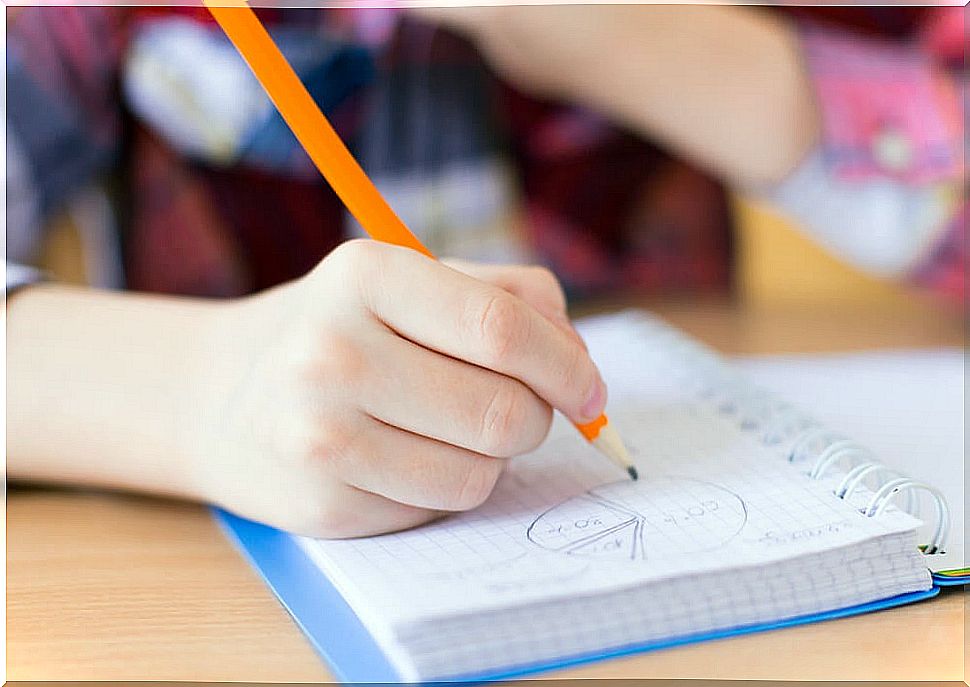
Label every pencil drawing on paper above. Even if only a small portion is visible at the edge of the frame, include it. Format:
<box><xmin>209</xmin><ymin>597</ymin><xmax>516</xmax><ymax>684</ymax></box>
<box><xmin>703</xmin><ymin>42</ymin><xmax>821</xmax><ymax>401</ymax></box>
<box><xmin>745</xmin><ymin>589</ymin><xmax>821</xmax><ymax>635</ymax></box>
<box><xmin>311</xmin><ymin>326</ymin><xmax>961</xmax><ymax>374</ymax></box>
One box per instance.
<box><xmin>527</xmin><ymin>476</ymin><xmax>747</xmax><ymax>561</ymax></box>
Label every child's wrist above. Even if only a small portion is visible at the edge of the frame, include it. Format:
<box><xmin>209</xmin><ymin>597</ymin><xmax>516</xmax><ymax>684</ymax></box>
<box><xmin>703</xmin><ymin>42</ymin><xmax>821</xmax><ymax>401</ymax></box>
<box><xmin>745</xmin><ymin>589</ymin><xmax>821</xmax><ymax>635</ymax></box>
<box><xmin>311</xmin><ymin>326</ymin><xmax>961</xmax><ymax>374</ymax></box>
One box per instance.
<box><xmin>178</xmin><ymin>296</ymin><xmax>250</xmax><ymax>504</ymax></box>
<box><xmin>181</xmin><ymin>288</ymin><xmax>294</xmax><ymax>507</ymax></box>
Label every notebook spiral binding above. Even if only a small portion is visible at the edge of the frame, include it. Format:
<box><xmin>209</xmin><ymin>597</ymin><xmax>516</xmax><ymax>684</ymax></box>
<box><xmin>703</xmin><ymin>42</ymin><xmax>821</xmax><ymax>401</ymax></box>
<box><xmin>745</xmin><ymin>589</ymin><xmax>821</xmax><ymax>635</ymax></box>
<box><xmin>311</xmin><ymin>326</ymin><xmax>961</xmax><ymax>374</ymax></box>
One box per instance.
<box><xmin>636</xmin><ymin>314</ymin><xmax>950</xmax><ymax>557</ymax></box>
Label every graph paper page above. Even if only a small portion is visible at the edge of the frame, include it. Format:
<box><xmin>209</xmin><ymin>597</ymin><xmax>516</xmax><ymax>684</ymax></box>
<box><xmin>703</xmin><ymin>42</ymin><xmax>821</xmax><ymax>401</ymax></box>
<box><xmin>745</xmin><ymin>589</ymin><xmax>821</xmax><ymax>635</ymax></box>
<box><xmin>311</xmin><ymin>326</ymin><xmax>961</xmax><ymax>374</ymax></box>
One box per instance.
<box><xmin>298</xmin><ymin>313</ymin><xmax>924</xmax><ymax>628</ymax></box>
<box><xmin>738</xmin><ymin>348</ymin><xmax>964</xmax><ymax>570</ymax></box>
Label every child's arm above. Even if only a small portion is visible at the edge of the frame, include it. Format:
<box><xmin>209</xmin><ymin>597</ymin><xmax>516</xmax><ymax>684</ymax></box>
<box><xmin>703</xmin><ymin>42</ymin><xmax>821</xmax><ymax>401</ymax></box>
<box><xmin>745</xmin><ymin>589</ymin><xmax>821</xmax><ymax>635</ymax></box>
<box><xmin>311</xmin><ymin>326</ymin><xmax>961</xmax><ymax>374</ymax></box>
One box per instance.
<box><xmin>417</xmin><ymin>5</ymin><xmax>818</xmax><ymax>187</ymax></box>
<box><xmin>7</xmin><ymin>280</ymin><xmax>224</xmax><ymax>501</ymax></box>
<box><xmin>7</xmin><ymin>240</ymin><xmax>605</xmax><ymax>538</ymax></box>
<box><xmin>422</xmin><ymin>7</ymin><xmax>965</xmax><ymax>303</ymax></box>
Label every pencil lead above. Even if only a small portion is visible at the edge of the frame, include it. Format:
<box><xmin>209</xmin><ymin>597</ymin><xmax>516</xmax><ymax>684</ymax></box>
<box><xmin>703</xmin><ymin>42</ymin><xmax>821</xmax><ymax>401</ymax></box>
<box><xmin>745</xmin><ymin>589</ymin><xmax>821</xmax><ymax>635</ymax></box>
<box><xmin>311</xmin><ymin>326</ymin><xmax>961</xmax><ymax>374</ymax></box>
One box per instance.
<box><xmin>627</xmin><ymin>466</ymin><xmax>639</xmax><ymax>481</ymax></box>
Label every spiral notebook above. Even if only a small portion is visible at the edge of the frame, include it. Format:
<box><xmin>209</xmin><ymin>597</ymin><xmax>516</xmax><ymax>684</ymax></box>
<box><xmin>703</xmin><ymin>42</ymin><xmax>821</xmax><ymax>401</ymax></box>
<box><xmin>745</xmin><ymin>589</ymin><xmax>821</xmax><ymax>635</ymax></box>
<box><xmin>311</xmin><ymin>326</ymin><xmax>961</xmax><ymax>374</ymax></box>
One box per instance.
<box><xmin>739</xmin><ymin>347</ymin><xmax>964</xmax><ymax>575</ymax></box>
<box><xmin>217</xmin><ymin>311</ymin><xmax>955</xmax><ymax>683</ymax></box>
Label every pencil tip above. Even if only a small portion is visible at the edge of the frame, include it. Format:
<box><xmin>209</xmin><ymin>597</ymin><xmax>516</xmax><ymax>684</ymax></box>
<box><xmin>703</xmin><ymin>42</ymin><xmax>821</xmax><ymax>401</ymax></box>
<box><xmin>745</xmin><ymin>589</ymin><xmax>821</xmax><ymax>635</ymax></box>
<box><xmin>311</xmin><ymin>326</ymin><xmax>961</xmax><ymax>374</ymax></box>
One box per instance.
<box><xmin>589</xmin><ymin>423</ymin><xmax>637</xmax><ymax>480</ymax></box>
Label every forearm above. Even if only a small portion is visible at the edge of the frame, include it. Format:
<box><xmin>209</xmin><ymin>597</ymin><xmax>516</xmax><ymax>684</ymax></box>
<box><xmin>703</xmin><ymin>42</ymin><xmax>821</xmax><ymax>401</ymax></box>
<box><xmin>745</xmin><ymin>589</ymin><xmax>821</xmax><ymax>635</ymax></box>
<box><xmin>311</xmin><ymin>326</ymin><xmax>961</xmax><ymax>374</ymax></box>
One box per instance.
<box><xmin>431</xmin><ymin>6</ymin><xmax>818</xmax><ymax>186</ymax></box>
<box><xmin>6</xmin><ymin>284</ymin><xmax>228</xmax><ymax>499</ymax></box>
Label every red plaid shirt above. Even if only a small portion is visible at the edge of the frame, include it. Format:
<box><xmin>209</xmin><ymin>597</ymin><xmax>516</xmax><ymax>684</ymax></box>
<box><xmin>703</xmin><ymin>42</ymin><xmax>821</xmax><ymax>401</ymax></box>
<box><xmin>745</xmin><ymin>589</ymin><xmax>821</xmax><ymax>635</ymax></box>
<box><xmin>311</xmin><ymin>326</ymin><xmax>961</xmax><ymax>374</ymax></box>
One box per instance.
<box><xmin>6</xmin><ymin>7</ymin><xmax>964</xmax><ymax>302</ymax></box>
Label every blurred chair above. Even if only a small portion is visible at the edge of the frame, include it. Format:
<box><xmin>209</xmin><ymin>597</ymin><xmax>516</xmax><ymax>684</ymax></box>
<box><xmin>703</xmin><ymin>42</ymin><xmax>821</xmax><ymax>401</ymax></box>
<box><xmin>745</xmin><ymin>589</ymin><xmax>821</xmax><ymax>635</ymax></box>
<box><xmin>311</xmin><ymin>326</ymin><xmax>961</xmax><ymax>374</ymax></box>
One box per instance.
<box><xmin>733</xmin><ymin>195</ymin><xmax>920</xmax><ymax>308</ymax></box>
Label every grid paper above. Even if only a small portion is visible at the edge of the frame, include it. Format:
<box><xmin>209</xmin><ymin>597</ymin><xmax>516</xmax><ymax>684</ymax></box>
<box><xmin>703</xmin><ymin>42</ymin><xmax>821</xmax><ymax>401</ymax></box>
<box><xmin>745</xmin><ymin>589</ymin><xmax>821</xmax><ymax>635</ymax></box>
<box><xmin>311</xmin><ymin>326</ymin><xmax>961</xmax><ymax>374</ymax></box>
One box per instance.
<box><xmin>297</xmin><ymin>312</ymin><xmax>930</xmax><ymax>680</ymax></box>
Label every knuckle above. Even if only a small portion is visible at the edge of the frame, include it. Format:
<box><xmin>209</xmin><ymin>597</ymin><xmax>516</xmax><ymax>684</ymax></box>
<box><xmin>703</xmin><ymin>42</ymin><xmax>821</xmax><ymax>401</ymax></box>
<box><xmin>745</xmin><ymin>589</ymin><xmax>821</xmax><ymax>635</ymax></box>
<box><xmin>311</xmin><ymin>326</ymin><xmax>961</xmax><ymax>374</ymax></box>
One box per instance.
<box><xmin>329</xmin><ymin>238</ymin><xmax>374</xmax><ymax>269</ymax></box>
<box><xmin>326</xmin><ymin>239</ymin><xmax>382</xmax><ymax>292</ymax></box>
<box><xmin>451</xmin><ymin>460</ymin><xmax>503</xmax><ymax>511</ymax></box>
<box><xmin>310</xmin><ymin>417</ymin><xmax>362</xmax><ymax>471</ymax></box>
<box><xmin>478</xmin><ymin>382</ymin><xmax>526</xmax><ymax>456</ymax></box>
<box><xmin>531</xmin><ymin>265</ymin><xmax>565</xmax><ymax>299</ymax></box>
<box><xmin>527</xmin><ymin>266</ymin><xmax>568</xmax><ymax>316</ymax></box>
<box><xmin>525</xmin><ymin>402</ymin><xmax>554</xmax><ymax>453</ymax></box>
<box><xmin>314</xmin><ymin>331</ymin><xmax>368</xmax><ymax>388</ymax></box>
<box><xmin>475</xmin><ymin>292</ymin><xmax>528</xmax><ymax>366</ymax></box>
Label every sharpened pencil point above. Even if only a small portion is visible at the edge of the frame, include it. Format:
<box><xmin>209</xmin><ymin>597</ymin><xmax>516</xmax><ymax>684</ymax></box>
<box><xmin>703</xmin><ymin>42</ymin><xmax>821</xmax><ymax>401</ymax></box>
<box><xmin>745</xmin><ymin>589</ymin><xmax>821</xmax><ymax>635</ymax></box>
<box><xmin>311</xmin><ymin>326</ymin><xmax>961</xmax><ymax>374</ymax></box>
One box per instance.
<box><xmin>589</xmin><ymin>422</ymin><xmax>636</xmax><ymax>481</ymax></box>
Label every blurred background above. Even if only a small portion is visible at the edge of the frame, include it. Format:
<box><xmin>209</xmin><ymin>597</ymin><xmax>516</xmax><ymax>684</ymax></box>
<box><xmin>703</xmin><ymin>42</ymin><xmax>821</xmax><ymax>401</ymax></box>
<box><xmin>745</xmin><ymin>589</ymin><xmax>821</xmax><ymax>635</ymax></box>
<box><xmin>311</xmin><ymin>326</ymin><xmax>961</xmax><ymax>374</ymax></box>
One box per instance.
<box><xmin>6</xmin><ymin>5</ymin><xmax>966</xmax><ymax>313</ymax></box>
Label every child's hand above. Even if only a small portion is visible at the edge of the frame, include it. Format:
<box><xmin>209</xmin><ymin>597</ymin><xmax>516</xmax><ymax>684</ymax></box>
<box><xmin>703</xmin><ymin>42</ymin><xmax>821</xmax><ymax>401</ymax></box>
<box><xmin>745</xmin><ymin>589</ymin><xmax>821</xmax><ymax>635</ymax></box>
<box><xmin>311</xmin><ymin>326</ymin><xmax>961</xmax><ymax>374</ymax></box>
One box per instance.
<box><xmin>198</xmin><ymin>240</ymin><xmax>606</xmax><ymax>538</ymax></box>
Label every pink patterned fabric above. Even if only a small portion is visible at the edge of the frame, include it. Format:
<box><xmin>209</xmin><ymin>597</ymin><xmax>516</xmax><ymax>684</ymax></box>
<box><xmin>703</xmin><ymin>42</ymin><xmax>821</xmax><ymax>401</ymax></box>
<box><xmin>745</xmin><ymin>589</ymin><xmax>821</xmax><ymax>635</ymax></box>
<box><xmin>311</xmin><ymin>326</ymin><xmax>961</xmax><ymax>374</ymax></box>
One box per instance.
<box><xmin>799</xmin><ymin>10</ymin><xmax>965</xmax><ymax>301</ymax></box>
<box><xmin>801</xmin><ymin>19</ymin><xmax>964</xmax><ymax>185</ymax></box>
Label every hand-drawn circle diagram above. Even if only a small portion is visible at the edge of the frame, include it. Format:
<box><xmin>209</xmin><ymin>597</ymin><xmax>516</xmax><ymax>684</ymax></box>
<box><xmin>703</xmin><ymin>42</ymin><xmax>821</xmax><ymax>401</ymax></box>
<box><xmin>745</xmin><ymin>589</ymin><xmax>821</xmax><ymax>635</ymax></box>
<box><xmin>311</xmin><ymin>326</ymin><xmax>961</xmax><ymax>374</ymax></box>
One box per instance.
<box><xmin>527</xmin><ymin>476</ymin><xmax>747</xmax><ymax>561</ymax></box>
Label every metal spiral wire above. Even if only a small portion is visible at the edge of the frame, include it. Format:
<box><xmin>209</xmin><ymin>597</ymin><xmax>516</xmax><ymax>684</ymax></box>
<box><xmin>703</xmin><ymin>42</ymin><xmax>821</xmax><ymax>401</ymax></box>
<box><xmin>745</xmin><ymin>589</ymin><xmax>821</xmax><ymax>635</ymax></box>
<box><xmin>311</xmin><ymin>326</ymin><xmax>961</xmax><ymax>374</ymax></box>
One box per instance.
<box><xmin>649</xmin><ymin>314</ymin><xmax>950</xmax><ymax>557</ymax></box>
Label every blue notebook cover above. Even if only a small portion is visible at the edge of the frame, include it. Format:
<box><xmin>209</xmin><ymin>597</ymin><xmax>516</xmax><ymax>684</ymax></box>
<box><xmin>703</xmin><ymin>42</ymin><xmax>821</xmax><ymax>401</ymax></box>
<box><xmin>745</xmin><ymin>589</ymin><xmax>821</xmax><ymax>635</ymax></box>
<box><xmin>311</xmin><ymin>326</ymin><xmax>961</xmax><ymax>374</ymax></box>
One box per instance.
<box><xmin>932</xmin><ymin>573</ymin><xmax>968</xmax><ymax>587</ymax></box>
<box><xmin>214</xmin><ymin>508</ymin><xmax>946</xmax><ymax>683</ymax></box>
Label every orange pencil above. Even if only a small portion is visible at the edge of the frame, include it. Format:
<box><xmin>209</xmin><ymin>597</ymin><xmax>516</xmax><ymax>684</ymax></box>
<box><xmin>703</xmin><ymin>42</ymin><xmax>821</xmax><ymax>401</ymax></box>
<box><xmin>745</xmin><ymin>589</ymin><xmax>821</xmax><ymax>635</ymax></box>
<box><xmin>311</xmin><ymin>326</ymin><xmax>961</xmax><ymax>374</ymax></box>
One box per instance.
<box><xmin>205</xmin><ymin>1</ymin><xmax>637</xmax><ymax>480</ymax></box>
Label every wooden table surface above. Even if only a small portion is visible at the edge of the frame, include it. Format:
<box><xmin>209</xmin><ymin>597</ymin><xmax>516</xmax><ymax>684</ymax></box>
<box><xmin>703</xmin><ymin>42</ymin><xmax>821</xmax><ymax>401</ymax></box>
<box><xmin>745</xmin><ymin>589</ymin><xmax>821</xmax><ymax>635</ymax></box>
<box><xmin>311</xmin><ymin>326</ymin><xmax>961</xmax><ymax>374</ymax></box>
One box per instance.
<box><xmin>8</xmin><ymin>297</ymin><xmax>966</xmax><ymax>682</ymax></box>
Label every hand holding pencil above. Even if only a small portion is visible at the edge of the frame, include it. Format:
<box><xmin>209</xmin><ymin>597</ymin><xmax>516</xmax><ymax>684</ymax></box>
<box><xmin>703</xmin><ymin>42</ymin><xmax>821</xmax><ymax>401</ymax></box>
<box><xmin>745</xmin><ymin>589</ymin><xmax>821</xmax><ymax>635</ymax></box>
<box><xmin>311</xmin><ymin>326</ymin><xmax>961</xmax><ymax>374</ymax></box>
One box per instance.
<box><xmin>197</xmin><ymin>1</ymin><xmax>637</xmax><ymax>536</ymax></box>
<box><xmin>197</xmin><ymin>241</ymin><xmax>615</xmax><ymax>537</ymax></box>
<box><xmin>7</xmin><ymin>1</ymin><xmax>634</xmax><ymax>543</ymax></box>
<box><xmin>206</xmin><ymin>1</ymin><xmax>635</xmax><ymax>480</ymax></box>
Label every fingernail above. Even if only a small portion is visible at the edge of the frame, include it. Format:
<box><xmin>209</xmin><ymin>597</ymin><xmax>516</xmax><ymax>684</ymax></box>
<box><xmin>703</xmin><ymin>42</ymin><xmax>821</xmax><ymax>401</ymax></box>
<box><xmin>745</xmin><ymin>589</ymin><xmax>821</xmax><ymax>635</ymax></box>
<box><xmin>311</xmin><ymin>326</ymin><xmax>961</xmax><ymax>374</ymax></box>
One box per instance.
<box><xmin>580</xmin><ymin>376</ymin><xmax>607</xmax><ymax>422</ymax></box>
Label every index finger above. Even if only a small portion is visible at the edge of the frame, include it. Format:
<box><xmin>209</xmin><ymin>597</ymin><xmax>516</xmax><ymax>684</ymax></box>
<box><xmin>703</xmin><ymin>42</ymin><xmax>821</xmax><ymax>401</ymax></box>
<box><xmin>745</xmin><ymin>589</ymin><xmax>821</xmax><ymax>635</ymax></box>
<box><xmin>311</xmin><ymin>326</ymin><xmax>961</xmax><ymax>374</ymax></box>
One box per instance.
<box><xmin>358</xmin><ymin>243</ymin><xmax>606</xmax><ymax>425</ymax></box>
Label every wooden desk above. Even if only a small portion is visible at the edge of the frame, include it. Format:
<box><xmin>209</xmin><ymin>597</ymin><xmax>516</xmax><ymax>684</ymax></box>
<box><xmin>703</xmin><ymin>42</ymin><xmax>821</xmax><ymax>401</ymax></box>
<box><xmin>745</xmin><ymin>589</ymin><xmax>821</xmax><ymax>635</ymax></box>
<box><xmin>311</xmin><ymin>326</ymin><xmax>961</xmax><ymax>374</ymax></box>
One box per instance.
<box><xmin>8</xmin><ymin>300</ymin><xmax>966</xmax><ymax>682</ymax></box>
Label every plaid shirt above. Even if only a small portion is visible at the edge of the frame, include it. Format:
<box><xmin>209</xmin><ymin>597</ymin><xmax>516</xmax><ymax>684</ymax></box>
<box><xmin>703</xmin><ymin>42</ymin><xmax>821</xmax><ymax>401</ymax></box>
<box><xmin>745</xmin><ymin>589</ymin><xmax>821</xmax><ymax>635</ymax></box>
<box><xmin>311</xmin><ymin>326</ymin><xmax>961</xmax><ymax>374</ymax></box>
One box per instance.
<box><xmin>6</xmin><ymin>7</ymin><xmax>964</xmax><ymax>301</ymax></box>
